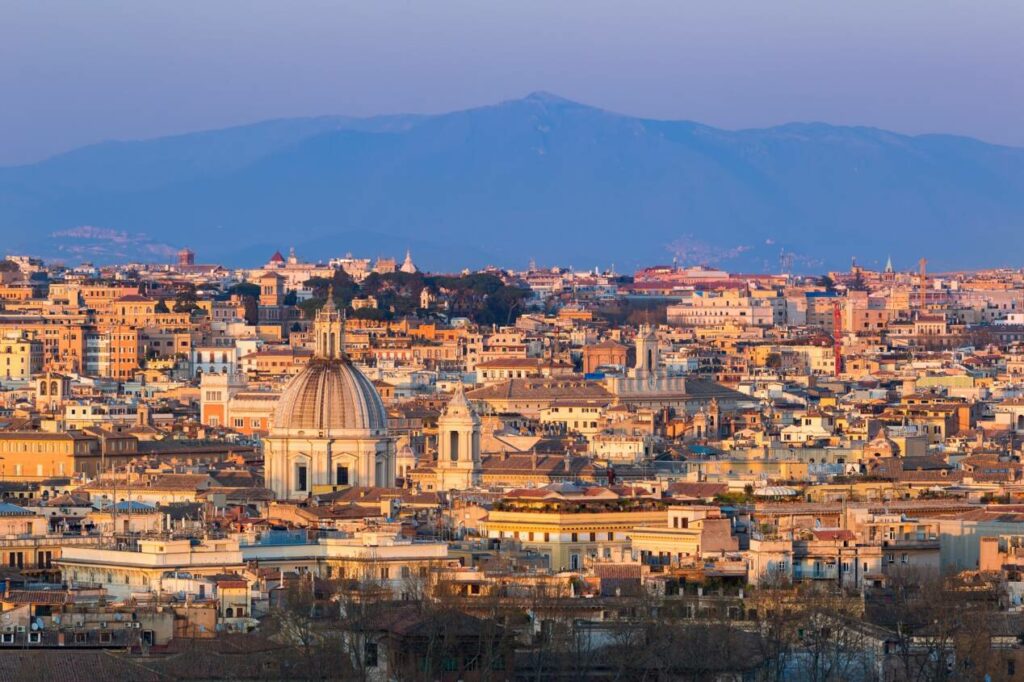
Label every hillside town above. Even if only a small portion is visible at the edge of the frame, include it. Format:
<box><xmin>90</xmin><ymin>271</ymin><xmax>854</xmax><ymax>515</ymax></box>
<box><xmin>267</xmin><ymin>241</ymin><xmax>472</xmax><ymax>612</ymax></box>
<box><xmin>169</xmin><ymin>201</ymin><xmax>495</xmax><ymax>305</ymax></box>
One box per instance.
<box><xmin>3</xmin><ymin>248</ymin><xmax>1024</xmax><ymax>679</ymax></box>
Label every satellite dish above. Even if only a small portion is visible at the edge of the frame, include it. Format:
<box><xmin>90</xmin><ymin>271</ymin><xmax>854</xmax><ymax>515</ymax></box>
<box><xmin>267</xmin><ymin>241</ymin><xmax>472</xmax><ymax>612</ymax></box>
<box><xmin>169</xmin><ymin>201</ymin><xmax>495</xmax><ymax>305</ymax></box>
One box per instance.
<box><xmin>30</xmin><ymin>622</ymin><xmax>39</xmax><ymax>631</ymax></box>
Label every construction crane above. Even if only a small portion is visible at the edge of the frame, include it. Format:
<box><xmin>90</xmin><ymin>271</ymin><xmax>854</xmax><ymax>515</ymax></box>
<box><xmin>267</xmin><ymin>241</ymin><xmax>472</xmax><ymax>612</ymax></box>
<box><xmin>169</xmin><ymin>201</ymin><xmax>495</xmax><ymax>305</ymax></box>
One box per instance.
<box><xmin>918</xmin><ymin>257</ymin><xmax>928</xmax><ymax>311</ymax></box>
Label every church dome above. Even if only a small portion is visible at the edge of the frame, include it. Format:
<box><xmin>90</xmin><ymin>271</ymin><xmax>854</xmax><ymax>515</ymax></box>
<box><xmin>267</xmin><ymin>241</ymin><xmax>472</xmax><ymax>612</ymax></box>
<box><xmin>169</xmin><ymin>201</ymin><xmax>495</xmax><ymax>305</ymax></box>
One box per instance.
<box><xmin>272</xmin><ymin>358</ymin><xmax>387</xmax><ymax>434</ymax></box>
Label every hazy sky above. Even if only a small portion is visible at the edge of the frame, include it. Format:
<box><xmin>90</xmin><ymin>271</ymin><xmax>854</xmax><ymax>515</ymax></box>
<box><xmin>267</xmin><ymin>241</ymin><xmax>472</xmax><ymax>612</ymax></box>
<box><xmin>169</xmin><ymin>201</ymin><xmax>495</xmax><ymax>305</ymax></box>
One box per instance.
<box><xmin>2</xmin><ymin>0</ymin><xmax>1022</xmax><ymax>165</ymax></box>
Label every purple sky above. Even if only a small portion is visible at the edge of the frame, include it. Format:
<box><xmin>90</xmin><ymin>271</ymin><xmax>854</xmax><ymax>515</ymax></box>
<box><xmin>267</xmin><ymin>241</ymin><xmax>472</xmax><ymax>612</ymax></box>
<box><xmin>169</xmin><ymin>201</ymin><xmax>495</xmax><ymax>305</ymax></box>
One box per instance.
<box><xmin>2</xmin><ymin>0</ymin><xmax>1022</xmax><ymax>165</ymax></box>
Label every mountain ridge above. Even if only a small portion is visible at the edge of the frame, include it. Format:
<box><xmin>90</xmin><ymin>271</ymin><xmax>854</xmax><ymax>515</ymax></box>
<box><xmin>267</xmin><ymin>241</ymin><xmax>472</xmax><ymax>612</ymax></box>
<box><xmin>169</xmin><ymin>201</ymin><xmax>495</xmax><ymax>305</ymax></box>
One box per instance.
<box><xmin>2</xmin><ymin>92</ymin><xmax>1023</xmax><ymax>271</ymax></box>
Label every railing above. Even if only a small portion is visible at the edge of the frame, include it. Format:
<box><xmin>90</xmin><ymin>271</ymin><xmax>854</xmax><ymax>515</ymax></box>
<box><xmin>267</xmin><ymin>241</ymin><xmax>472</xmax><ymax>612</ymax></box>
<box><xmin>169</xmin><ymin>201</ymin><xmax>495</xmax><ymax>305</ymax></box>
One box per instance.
<box><xmin>68</xmin><ymin>581</ymin><xmax>105</xmax><ymax>590</ymax></box>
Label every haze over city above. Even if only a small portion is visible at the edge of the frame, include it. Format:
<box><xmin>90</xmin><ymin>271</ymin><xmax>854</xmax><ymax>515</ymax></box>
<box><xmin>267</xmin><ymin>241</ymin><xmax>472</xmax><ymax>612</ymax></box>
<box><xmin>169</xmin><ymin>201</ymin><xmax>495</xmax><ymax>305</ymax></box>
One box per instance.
<box><xmin>2</xmin><ymin>3</ymin><xmax>1024</xmax><ymax>680</ymax></box>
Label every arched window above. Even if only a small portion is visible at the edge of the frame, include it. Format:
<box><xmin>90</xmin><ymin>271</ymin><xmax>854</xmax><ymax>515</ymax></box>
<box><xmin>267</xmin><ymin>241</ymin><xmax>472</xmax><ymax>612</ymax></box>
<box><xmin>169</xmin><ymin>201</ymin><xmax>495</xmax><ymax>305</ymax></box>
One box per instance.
<box><xmin>39</xmin><ymin>382</ymin><xmax>47</xmax><ymax>396</ymax></box>
<box><xmin>226</xmin><ymin>607</ymin><xmax>234</xmax><ymax>618</ymax></box>
<box><xmin>50</xmin><ymin>381</ymin><xmax>58</xmax><ymax>395</ymax></box>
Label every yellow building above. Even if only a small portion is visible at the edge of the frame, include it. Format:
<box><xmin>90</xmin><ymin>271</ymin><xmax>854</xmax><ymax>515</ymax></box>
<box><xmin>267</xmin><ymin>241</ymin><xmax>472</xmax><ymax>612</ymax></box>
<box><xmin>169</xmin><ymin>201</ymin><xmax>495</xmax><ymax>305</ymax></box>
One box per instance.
<box><xmin>686</xmin><ymin>457</ymin><xmax>809</xmax><ymax>482</ymax></box>
<box><xmin>803</xmin><ymin>480</ymin><xmax>918</xmax><ymax>503</ymax></box>
<box><xmin>629</xmin><ymin>506</ymin><xmax>738</xmax><ymax>566</ymax></box>
<box><xmin>0</xmin><ymin>432</ymin><xmax>86</xmax><ymax>480</ymax></box>
<box><xmin>0</xmin><ymin>331</ymin><xmax>43</xmax><ymax>380</ymax></box>
<box><xmin>484</xmin><ymin>489</ymin><xmax>666</xmax><ymax>571</ymax></box>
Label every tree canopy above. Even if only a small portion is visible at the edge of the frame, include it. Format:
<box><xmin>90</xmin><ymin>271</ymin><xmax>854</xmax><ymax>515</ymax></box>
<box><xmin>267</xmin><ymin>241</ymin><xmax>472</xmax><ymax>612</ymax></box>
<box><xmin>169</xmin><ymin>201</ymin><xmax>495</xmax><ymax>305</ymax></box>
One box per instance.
<box><xmin>300</xmin><ymin>270</ymin><xmax>529</xmax><ymax>324</ymax></box>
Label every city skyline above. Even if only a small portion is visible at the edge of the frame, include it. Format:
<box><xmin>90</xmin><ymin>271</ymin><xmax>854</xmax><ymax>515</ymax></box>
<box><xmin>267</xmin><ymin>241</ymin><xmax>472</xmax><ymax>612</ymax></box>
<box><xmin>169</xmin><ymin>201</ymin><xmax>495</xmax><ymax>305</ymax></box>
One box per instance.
<box><xmin>4</xmin><ymin>3</ymin><xmax>1024</xmax><ymax>679</ymax></box>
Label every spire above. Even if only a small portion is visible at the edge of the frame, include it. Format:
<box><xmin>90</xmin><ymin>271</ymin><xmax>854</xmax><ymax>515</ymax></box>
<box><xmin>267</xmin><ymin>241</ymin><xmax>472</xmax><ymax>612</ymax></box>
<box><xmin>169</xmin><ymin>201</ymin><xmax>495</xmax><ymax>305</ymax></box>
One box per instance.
<box><xmin>884</xmin><ymin>255</ymin><xmax>894</xmax><ymax>273</ymax></box>
<box><xmin>322</xmin><ymin>285</ymin><xmax>337</xmax><ymax>313</ymax></box>
<box><xmin>400</xmin><ymin>249</ymin><xmax>417</xmax><ymax>274</ymax></box>
<box><xmin>443</xmin><ymin>381</ymin><xmax>476</xmax><ymax>419</ymax></box>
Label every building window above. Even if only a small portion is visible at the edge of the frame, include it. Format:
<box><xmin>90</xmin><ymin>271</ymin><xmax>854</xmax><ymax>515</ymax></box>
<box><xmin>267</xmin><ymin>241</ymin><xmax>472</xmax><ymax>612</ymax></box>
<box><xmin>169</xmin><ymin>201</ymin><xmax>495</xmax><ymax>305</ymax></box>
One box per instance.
<box><xmin>336</xmin><ymin>465</ymin><xmax>349</xmax><ymax>486</ymax></box>
<box><xmin>296</xmin><ymin>465</ymin><xmax>308</xmax><ymax>492</ymax></box>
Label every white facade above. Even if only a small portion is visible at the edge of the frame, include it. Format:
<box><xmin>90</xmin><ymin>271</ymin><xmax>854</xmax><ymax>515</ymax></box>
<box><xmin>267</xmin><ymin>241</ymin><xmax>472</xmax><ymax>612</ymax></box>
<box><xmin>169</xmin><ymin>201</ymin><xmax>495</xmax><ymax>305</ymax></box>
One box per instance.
<box><xmin>667</xmin><ymin>291</ymin><xmax>777</xmax><ymax>327</ymax></box>
<box><xmin>264</xmin><ymin>299</ymin><xmax>393</xmax><ymax>499</ymax></box>
<box><xmin>59</xmin><ymin>538</ymin><xmax>246</xmax><ymax>599</ymax></box>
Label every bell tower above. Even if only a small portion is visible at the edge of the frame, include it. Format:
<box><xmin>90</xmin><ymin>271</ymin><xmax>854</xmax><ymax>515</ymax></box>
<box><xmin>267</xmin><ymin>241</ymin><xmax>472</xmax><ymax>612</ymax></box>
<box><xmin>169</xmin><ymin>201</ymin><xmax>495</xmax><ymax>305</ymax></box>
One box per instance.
<box><xmin>436</xmin><ymin>384</ymin><xmax>481</xmax><ymax>490</ymax></box>
<box><xmin>35</xmin><ymin>372</ymin><xmax>70</xmax><ymax>414</ymax></box>
<box><xmin>633</xmin><ymin>324</ymin><xmax>659</xmax><ymax>376</ymax></box>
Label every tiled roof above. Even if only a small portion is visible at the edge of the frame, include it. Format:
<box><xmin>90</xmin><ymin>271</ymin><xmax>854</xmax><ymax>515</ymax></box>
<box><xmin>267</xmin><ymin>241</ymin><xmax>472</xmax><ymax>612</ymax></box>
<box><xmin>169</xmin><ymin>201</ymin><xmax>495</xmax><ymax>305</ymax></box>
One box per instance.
<box><xmin>666</xmin><ymin>482</ymin><xmax>728</xmax><ymax>499</ymax></box>
<box><xmin>0</xmin><ymin>651</ymin><xmax>161</xmax><ymax>681</ymax></box>
<box><xmin>146</xmin><ymin>474</ymin><xmax>213</xmax><ymax>490</ymax></box>
<box><xmin>468</xmin><ymin>378</ymin><xmax>612</xmax><ymax>402</ymax></box>
<box><xmin>3</xmin><ymin>590</ymin><xmax>69</xmax><ymax>605</ymax></box>
<box><xmin>594</xmin><ymin>563</ymin><xmax>643</xmax><ymax>579</ymax></box>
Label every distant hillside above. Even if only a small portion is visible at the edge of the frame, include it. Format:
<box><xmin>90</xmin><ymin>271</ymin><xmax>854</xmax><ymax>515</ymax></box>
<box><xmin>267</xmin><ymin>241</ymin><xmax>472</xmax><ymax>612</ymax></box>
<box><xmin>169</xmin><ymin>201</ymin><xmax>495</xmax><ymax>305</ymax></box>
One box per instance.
<box><xmin>2</xmin><ymin>92</ymin><xmax>1024</xmax><ymax>271</ymax></box>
